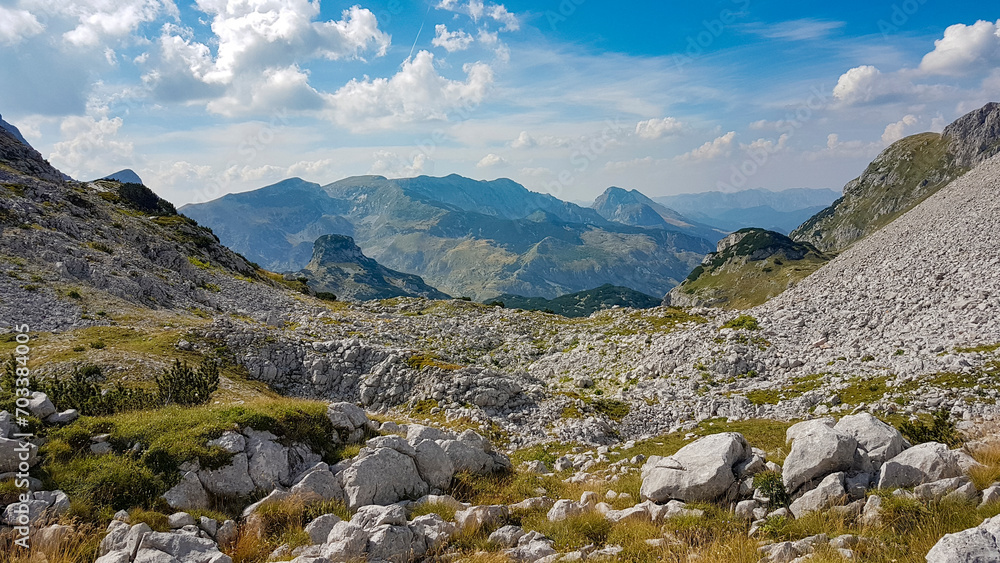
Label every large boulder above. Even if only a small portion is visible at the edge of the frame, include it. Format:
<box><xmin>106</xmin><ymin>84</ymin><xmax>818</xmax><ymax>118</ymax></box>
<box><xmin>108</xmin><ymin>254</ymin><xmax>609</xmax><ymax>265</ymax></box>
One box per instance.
<box><xmin>27</xmin><ymin>392</ymin><xmax>56</xmax><ymax>418</ymax></box>
<box><xmin>413</xmin><ymin>439</ymin><xmax>454</xmax><ymax>490</ymax></box>
<box><xmin>834</xmin><ymin>413</ymin><xmax>907</xmax><ymax>464</ymax></box>
<box><xmin>291</xmin><ymin>466</ymin><xmax>345</xmax><ymax>503</ymax></box>
<box><xmin>926</xmin><ymin>515</ymin><xmax>1000</xmax><ymax>562</ymax></box>
<box><xmin>339</xmin><ymin>448</ymin><xmax>429</xmax><ymax>509</ymax></box>
<box><xmin>137</xmin><ymin>531</ymin><xmax>232</xmax><ymax>563</ymax></box>
<box><xmin>243</xmin><ymin>429</ymin><xmax>290</xmax><ymax>490</ymax></box>
<box><xmin>162</xmin><ymin>471</ymin><xmax>209</xmax><ymax>510</ymax></box>
<box><xmin>878</xmin><ymin>442</ymin><xmax>962</xmax><ymax>489</ymax></box>
<box><xmin>782</xmin><ymin>420</ymin><xmax>857</xmax><ymax>493</ymax></box>
<box><xmin>327</xmin><ymin>402</ymin><xmax>369</xmax><ymax>443</ymax></box>
<box><xmin>0</xmin><ymin>436</ymin><xmax>39</xmax><ymax>473</ymax></box>
<box><xmin>788</xmin><ymin>472</ymin><xmax>847</xmax><ymax>518</ymax></box>
<box><xmin>640</xmin><ymin>432</ymin><xmax>750</xmax><ymax>503</ymax></box>
<box><xmin>198</xmin><ymin>453</ymin><xmax>255</xmax><ymax>497</ymax></box>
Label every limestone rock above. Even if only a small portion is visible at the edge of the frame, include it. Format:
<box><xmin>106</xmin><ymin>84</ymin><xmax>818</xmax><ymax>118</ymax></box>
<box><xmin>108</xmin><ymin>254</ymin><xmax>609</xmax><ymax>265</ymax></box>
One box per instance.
<box><xmin>640</xmin><ymin>432</ymin><xmax>750</xmax><ymax>503</ymax></box>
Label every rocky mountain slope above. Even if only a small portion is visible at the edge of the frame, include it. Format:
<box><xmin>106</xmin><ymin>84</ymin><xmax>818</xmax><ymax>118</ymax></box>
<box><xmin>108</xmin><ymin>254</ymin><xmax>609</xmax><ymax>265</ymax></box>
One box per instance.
<box><xmin>664</xmin><ymin>228</ymin><xmax>829</xmax><ymax>309</ymax></box>
<box><xmin>3</xmin><ymin>110</ymin><xmax>1000</xmax><ymax>562</ymax></box>
<box><xmin>792</xmin><ymin>102</ymin><xmax>1000</xmax><ymax>252</ymax></box>
<box><xmin>590</xmin><ymin>187</ymin><xmax>725</xmax><ymax>242</ymax></box>
<box><xmin>182</xmin><ymin>175</ymin><xmax>713</xmax><ymax>300</ymax></box>
<box><xmin>494</xmin><ymin>283</ymin><xmax>661</xmax><ymax>317</ymax></box>
<box><xmin>655</xmin><ymin>187</ymin><xmax>840</xmax><ymax>234</ymax></box>
<box><xmin>297</xmin><ymin>235</ymin><xmax>450</xmax><ymax>301</ymax></box>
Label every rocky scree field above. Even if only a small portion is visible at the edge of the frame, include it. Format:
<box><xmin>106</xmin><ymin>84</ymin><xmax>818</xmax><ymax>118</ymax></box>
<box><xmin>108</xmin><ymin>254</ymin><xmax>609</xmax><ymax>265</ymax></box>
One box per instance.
<box><xmin>2</xmin><ymin>121</ymin><xmax>1000</xmax><ymax>561</ymax></box>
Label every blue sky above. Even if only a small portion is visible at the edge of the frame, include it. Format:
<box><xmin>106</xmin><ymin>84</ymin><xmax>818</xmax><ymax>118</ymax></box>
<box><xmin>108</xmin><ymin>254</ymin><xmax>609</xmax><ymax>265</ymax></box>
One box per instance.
<box><xmin>0</xmin><ymin>0</ymin><xmax>997</xmax><ymax>205</ymax></box>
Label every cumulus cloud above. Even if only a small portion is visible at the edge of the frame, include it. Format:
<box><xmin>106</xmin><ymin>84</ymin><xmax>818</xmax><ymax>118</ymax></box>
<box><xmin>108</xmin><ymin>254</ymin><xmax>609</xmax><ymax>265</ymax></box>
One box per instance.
<box><xmin>49</xmin><ymin>112</ymin><xmax>134</xmax><ymax>178</ymax></box>
<box><xmin>144</xmin><ymin>2</ymin><xmax>390</xmax><ymax>114</ymax></box>
<box><xmin>0</xmin><ymin>7</ymin><xmax>45</xmax><ymax>45</ymax></box>
<box><xmin>881</xmin><ymin>114</ymin><xmax>919</xmax><ymax>144</ymax></box>
<box><xmin>369</xmin><ymin>151</ymin><xmax>430</xmax><ymax>178</ymax></box>
<box><xmin>326</xmin><ymin>50</ymin><xmax>493</xmax><ymax>130</ymax></box>
<box><xmin>509</xmin><ymin>131</ymin><xmax>569</xmax><ymax>149</ymax></box>
<box><xmin>432</xmin><ymin>24</ymin><xmax>474</xmax><ymax>52</ymax></box>
<box><xmin>832</xmin><ymin>65</ymin><xmax>883</xmax><ymax>105</ymax></box>
<box><xmin>31</xmin><ymin>0</ymin><xmax>165</xmax><ymax>47</ymax></box>
<box><xmin>741</xmin><ymin>133</ymin><xmax>789</xmax><ymax>154</ymax></box>
<box><xmin>635</xmin><ymin>117</ymin><xmax>683</xmax><ymax>140</ymax></box>
<box><xmin>476</xmin><ymin>153</ymin><xmax>508</xmax><ymax>168</ymax></box>
<box><xmin>678</xmin><ymin>131</ymin><xmax>735</xmax><ymax>161</ymax></box>
<box><xmin>207</xmin><ymin>64</ymin><xmax>325</xmax><ymax>116</ymax></box>
<box><xmin>919</xmin><ymin>20</ymin><xmax>1000</xmax><ymax>76</ymax></box>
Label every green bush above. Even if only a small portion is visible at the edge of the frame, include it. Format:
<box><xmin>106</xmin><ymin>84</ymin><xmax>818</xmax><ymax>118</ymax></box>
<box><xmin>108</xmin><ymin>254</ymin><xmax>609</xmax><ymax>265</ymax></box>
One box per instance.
<box><xmin>721</xmin><ymin>315</ymin><xmax>760</xmax><ymax>331</ymax></box>
<box><xmin>40</xmin><ymin>364</ymin><xmax>156</xmax><ymax>416</ymax></box>
<box><xmin>591</xmin><ymin>398</ymin><xmax>630</xmax><ymax>421</ymax></box>
<box><xmin>898</xmin><ymin>409</ymin><xmax>963</xmax><ymax>448</ymax></box>
<box><xmin>315</xmin><ymin>292</ymin><xmax>338</xmax><ymax>302</ymax></box>
<box><xmin>753</xmin><ymin>470</ymin><xmax>790</xmax><ymax>508</ymax></box>
<box><xmin>156</xmin><ymin>360</ymin><xmax>219</xmax><ymax>406</ymax></box>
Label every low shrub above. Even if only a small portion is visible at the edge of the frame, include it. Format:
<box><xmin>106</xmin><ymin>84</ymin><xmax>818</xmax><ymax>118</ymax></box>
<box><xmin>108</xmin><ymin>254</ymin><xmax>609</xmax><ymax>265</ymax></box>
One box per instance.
<box><xmin>898</xmin><ymin>409</ymin><xmax>963</xmax><ymax>448</ymax></box>
<box><xmin>721</xmin><ymin>315</ymin><xmax>760</xmax><ymax>331</ymax></box>
<box><xmin>156</xmin><ymin>360</ymin><xmax>220</xmax><ymax>406</ymax></box>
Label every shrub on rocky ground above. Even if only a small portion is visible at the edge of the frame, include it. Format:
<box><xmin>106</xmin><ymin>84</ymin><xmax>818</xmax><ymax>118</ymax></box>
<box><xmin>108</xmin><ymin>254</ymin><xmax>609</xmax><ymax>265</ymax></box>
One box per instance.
<box><xmin>897</xmin><ymin>408</ymin><xmax>963</xmax><ymax>447</ymax></box>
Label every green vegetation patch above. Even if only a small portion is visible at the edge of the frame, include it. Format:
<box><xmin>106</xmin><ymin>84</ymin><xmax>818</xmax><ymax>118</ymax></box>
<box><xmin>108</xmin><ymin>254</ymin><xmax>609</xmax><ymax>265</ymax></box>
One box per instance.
<box><xmin>41</xmin><ymin>397</ymin><xmax>341</xmax><ymax>519</ymax></box>
<box><xmin>721</xmin><ymin>315</ymin><xmax>760</xmax><ymax>331</ymax></box>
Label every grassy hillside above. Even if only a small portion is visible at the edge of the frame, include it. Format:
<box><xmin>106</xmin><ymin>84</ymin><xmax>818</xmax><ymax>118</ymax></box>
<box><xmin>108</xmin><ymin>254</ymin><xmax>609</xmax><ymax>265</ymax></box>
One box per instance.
<box><xmin>667</xmin><ymin>229</ymin><xmax>830</xmax><ymax>309</ymax></box>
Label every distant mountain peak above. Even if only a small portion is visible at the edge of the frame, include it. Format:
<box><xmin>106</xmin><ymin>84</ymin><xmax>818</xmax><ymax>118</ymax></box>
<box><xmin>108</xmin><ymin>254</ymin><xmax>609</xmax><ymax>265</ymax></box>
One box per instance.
<box><xmin>299</xmin><ymin>234</ymin><xmax>449</xmax><ymax>301</ymax></box>
<box><xmin>101</xmin><ymin>169</ymin><xmax>144</xmax><ymax>185</ymax></box>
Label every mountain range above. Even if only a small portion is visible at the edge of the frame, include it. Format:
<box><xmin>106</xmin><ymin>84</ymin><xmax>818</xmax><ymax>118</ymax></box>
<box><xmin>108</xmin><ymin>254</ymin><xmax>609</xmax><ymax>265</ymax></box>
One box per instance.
<box><xmin>181</xmin><ymin>175</ymin><xmax>715</xmax><ymax>301</ymax></box>
<box><xmin>654</xmin><ymin>188</ymin><xmax>840</xmax><ymax>234</ymax></box>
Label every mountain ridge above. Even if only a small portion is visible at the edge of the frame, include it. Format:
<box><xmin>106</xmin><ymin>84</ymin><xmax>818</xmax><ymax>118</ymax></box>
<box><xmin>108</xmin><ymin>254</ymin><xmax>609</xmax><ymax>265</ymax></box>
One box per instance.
<box><xmin>183</xmin><ymin>174</ymin><xmax>714</xmax><ymax>300</ymax></box>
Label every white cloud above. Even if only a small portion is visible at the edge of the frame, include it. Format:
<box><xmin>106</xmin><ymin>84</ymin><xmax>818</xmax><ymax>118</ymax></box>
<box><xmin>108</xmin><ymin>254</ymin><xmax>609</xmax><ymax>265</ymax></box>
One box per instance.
<box><xmin>509</xmin><ymin>130</ymin><xmax>569</xmax><ymax>149</ymax></box>
<box><xmin>207</xmin><ymin>64</ymin><xmax>325</xmax><ymax>116</ymax></box>
<box><xmin>143</xmin><ymin>3</ymin><xmax>390</xmax><ymax>114</ymax></box>
<box><xmin>49</xmin><ymin>112</ymin><xmax>134</xmax><ymax>178</ymax></box>
<box><xmin>369</xmin><ymin>151</ymin><xmax>429</xmax><ymax>178</ymax></box>
<box><xmin>832</xmin><ymin>65</ymin><xmax>882</xmax><ymax>105</ymax></box>
<box><xmin>287</xmin><ymin>158</ymin><xmax>335</xmax><ymax>177</ymax></box>
<box><xmin>437</xmin><ymin>1</ymin><xmax>518</xmax><ymax>31</ymax></box>
<box><xmin>191</xmin><ymin>3</ymin><xmax>390</xmax><ymax>85</ymax></box>
<box><xmin>478</xmin><ymin>28</ymin><xmax>498</xmax><ymax>45</ymax></box>
<box><xmin>804</xmin><ymin>133</ymin><xmax>880</xmax><ymax>161</ymax></box>
<box><xmin>488</xmin><ymin>4</ymin><xmax>519</xmax><ymax>31</ymax></box>
<box><xmin>432</xmin><ymin>24</ymin><xmax>474</xmax><ymax>52</ymax></box>
<box><xmin>749</xmin><ymin>119</ymin><xmax>794</xmax><ymax>131</ymax></box>
<box><xmin>741</xmin><ymin>133</ymin><xmax>789</xmax><ymax>154</ymax></box>
<box><xmin>881</xmin><ymin>114</ymin><xmax>919</xmax><ymax>144</ymax></box>
<box><xmin>0</xmin><ymin>7</ymin><xmax>45</xmax><ymax>45</ymax></box>
<box><xmin>919</xmin><ymin>20</ymin><xmax>1000</xmax><ymax>76</ymax></box>
<box><xmin>635</xmin><ymin>117</ymin><xmax>683</xmax><ymax>140</ymax></box>
<box><xmin>42</xmin><ymin>0</ymin><xmax>164</xmax><ymax>47</ymax></box>
<box><xmin>678</xmin><ymin>131</ymin><xmax>735</xmax><ymax>161</ymax></box>
<box><xmin>510</xmin><ymin>131</ymin><xmax>535</xmax><ymax>149</ymax></box>
<box><xmin>476</xmin><ymin>153</ymin><xmax>508</xmax><ymax>168</ymax></box>
<box><xmin>326</xmin><ymin>50</ymin><xmax>493</xmax><ymax>131</ymax></box>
